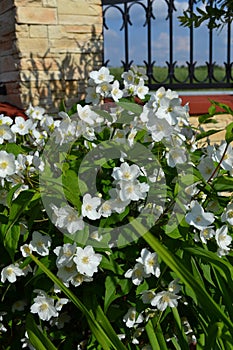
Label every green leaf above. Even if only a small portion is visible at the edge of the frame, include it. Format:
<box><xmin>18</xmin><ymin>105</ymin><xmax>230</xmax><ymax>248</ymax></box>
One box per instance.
<box><xmin>225</xmin><ymin>122</ymin><xmax>233</xmax><ymax>144</ymax></box>
<box><xmin>209</xmin><ymin>100</ymin><xmax>233</xmax><ymax>116</ymax></box>
<box><xmin>5</xmin><ymin>143</ymin><xmax>25</xmax><ymax>156</ymax></box>
<box><xmin>145</xmin><ymin>320</ymin><xmax>161</xmax><ymax>350</ymax></box>
<box><xmin>59</xmin><ymin>99</ymin><xmax>66</xmax><ymax>112</ymax></box>
<box><xmin>196</xmin><ymin>129</ymin><xmax>223</xmax><ymax>141</ymax></box>
<box><xmin>5</xmin><ymin>190</ymin><xmax>35</xmax><ymax>235</ymax></box>
<box><xmin>213</xmin><ymin>175</ymin><xmax>233</xmax><ymax>192</ymax></box>
<box><xmin>104</xmin><ymin>276</ymin><xmax>120</xmax><ymax>313</ymax></box>
<box><xmin>171</xmin><ymin>308</ymin><xmax>189</xmax><ymax>350</ymax></box>
<box><xmin>3</xmin><ymin>224</ymin><xmax>20</xmax><ymax>261</ymax></box>
<box><xmin>208</xmin><ymin>104</ymin><xmax>217</xmax><ymax>116</ymax></box>
<box><xmin>62</xmin><ymin>169</ymin><xmax>82</xmax><ymax>208</ymax></box>
<box><xmin>26</xmin><ymin>314</ymin><xmax>57</xmax><ymax>350</ymax></box>
<box><xmin>117</xmin><ymin>101</ymin><xmax>143</xmax><ymax>115</ymax></box>
<box><xmin>104</xmin><ymin>276</ymin><xmax>130</xmax><ymax>313</ymax></box>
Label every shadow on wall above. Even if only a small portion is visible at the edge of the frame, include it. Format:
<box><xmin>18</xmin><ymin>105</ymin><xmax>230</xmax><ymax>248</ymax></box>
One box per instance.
<box><xmin>20</xmin><ymin>25</ymin><xmax>103</xmax><ymax>112</ymax></box>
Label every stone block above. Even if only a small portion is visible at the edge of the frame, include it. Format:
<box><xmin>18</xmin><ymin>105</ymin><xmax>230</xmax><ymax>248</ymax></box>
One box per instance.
<box><xmin>42</xmin><ymin>0</ymin><xmax>57</xmax><ymax>7</ymax></box>
<box><xmin>57</xmin><ymin>0</ymin><xmax>101</xmax><ymax>16</ymax></box>
<box><xmin>14</xmin><ymin>0</ymin><xmax>42</xmax><ymax>7</ymax></box>
<box><xmin>16</xmin><ymin>7</ymin><xmax>57</xmax><ymax>24</ymax></box>
<box><xmin>19</xmin><ymin>57</ymin><xmax>60</xmax><ymax>71</ymax></box>
<box><xmin>30</xmin><ymin>25</ymin><xmax>48</xmax><ymax>38</ymax></box>
<box><xmin>16</xmin><ymin>38</ymin><xmax>49</xmax><ymax>56</ymax></box>
<box><xmin>58</xmin><ymin>14</ymin><xmax>101</xmax><ymax>26</ymax></box>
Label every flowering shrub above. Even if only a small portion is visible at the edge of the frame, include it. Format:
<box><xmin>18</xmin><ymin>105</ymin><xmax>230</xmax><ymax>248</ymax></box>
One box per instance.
<box><xmin>0</xmin><ymin>65</ymin><xmax>233</xmax><ymax>350</ymax></box>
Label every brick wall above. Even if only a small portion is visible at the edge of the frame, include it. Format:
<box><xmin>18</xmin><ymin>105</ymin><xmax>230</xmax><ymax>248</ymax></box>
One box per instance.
<box><xmin>0</xmin><ymin>0</ymin><xmax>103</xmax><ymax>111</ymax></box>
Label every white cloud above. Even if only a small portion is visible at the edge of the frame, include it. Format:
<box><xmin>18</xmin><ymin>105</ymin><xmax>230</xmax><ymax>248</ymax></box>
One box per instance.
<box><xmin>175</xmin><ymin>35</ymin><xmax>189</xmax><ymax>52</ymax></box>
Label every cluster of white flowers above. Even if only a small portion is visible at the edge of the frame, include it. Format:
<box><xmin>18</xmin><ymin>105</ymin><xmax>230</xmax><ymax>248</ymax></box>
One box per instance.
<box><xmin>54</xmin><ymin>243</ymin><xmax>102</xmax><ymax>287</ymax></box>
<box><xmin>0</xmin><ymin>65</ymin><xmax>232</xmax><ymax>348</ymax></box>
<box><xmin>186</xmin><ymin>199</ymin><xmax>233</xmax><ymax>257</ymax></box>
<box><xmin>197</xmin><ymin>141</ymin><xmax>233</xmax><ymax>180</ymax></box>
<box><xmin>29</xmin><ymin>289</ymin><xmax>70</xmax><ymax>330</ymax></box>
<box><xmin>86</xmin><ymin>65</ymin><xmax>149</xmax><ymax>104</ymax></box>
<box><xmin>125</xmin><ymin>248</ymin><xmax>160</xmax><ymax>285</ymax></box>
<box><xmin>122</xmin><ymin>277</ymin><xmax>181</xmax><ymax>345</ymax></box>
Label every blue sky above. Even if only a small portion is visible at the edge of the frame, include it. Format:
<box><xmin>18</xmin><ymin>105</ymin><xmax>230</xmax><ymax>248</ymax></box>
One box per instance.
<box><xmin>103</xmin><ymin>0</ymin><xmax>233</xmax><ymax>67</ymax></box>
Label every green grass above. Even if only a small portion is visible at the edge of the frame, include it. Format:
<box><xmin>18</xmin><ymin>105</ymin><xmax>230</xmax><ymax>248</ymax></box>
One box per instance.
<box><xmin>109</xmin><ymin>65</ymin><xmax>232</xmax><ymax>86</ymax></box>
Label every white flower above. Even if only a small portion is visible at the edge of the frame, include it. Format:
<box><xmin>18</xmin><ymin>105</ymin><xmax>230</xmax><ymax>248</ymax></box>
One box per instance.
<box><xmin>53</xmin><ymin>243</ymin><xmax>77</xmax><ymax>268</ymax></box>
<box><xmin>136</xmin><ymin>248</ymin><xmax>160</xmax><ymax>277</ymax></box>
<box><xmin>20</xmin><ymin>244</ymin><xmax>32</xmax><ymax>257</ymax></box>
<box><xmin>213</xmin><ymin>142</ymin><xmax>233</xmax><ymax>171</ymax></box>
<box><xmin>123</xmin><ymin>307</ymin><xmax>143</xmax><ymax>328</ymax></box>
<box><xmin>215</xmin><ymin>225</ymin><xmax>232</xmax><ymax>251</ymax></box>
<box><xmin>54</xmin><ymin>117</ymin><xmax>77</xmax><ymax>145</ymax></box>
<box><xmin>77</xmin><ymin>104</ymin><xmax>99</xmax><ymax>125</ymax></box>
<box><xmin>132</xmin><ymin>327</ymin><xmax>144</xmax><ymax>344</ymax></box>
<box><xmin>30</xmin><ymin>293</ymin><xmax>58</xmax><ymax>321</ymax></box>
<box><xmin>111</xmin><ymin>80</ymin><xmax>123</xmax><ymax>102</ymax></box>
<box><xmin>70</xmin><ymin>272</ymin><xmax>93</xmax><ymax>287</ymax></box>
<box><xmin>11</xmin><ymin>117</ymin><xmax>33</xmax><ymax>135</ymax></box>
<box><xmin>185</xmin><ymin>201</ymin><xmax>215</xmax><ymax>230</ymax></box>
<box><xmin>81</xmin><ymin>193</ymin><xmax>101</xmax><ymax>220</ymax></box>
<box><xmin>151</xmin><ymin>291</ymin><xmax>180</xmax><ymax>311</ymax></box>
<box><xmin>96</xmin><ymin>81</ymin><xmax>112</xmax><ymax>96</ymax></box>
<box><xmin>55</xmin><ymin>298</ymin><xmax>69</xmax><ymax>311</ymax></box>
<box><xmin>85</xmin><ymin>85</ymin><xmax>100</xmax><ymax>105</ymax></box>
<box><xmin>112</xmin><ymin>162</ymin><xmax>140</xmax><ymax>182</ymax></box>
<box><xmin>0</xmin><ymin>114</ymin><xmax>13</xmax><ymax>125</ymax></box>
<box><xmin>51</xmin><ymin>204</ymin><xmax>84</xmax><ymax>234</ymax></box>
<box><xmin>199</xmin><ymin>226</ymin><xmax>215</xmax><ymax>244</ymax></box>
<box><xmin>119</xmin><ymin>180</ymin><xmax>149</xmax><ymax>202</ymax></box>
<box><xmin>0</xmin><ymin>151</ymin><xmax>16</xmax><ymax>178</ymax></box>
<box><xmin>221</xmin><ymin>203</ymin><xmax>233</xmax><ymax>225</ymax></box>
<box><xmin>136</xmin><ymin>80</ymin><xmax>149</xmax><ymax>99</ymax></box>
<box><xmin>57</xmin><ymin>263</ymin><xmax>77</xmax><ymax>284</ymax></box>
<box><xmin>21</xmin><ymin>331</ymin><xmax>35</xmax><ymax>350</ymax></box>
<box><xmin>124</xmin><ymin>262</ymin><xmax>150</xmax><ymax>285</ymax></box>
<box><xmin>0</xmin><ymin>124</ymin><xmax>15</xmax><ymax>143</ymax></box>
<box><xmin>26</xmin><ymin>105</ymin><xmax>45</xmax><ymax>120</ymax></box>
<box><xmin>30</xmin><ymin>231</ymin><xmax>52</xmax><ymax>256</ymax></box>
<box><xmin>90</xmin><ymin>66</ymin><xmax>113</xmax><ymax>84</ymax></box>
<box><xmin>157</xmin><ymin>96</ymin><xmax>184</xmax><ymax>125</ymax></box>
<box><xmin>122</xmin><ymin>70</ymin><xmax>135</xmax><ymax>85</ymax></box>
<box><xmin>98</xmin><ymin>200</ymin><xmax>113</xmax><ymax>217</ymax></box>
<box><xmin>141</xmin><ymin>290</ymin><xmax>156</xmax><ymax>304</ymax></box>
<box><xmin>127</xmin><ymin>128</ymin><xmax>137</xmax><ymax>146</ymax></box>
<box><xmin>148</xmin><ymin>117</ymin><xmax>173</xmax><ymax>142</ymax></box>
<box><xmin>108</xmin><ymin>188</ymin><xmax>130</xmax><ymax>214</ymax></box>
<box><xmin>1</xmin><ymin>263</ymin><xmax>24</xmax><ymax>283</ymax></box>
<box><xmin>166</xmin><ymin>147</ymin><xmax>187</xmax><ymax>168</ymax></box>
<box><xmin>197</xmin><ymin>157</ymin><xmax>215</xmax><ymax>181</ymax></box>
<box><xmin>168</xmin><ymin>279</ymin><xmax>181</xmax><ymax>294</ymax></box>
<box><xmin>73</xmin><ymin>245</ymin><xmax>102</xmax><ymax>277</ymax></box>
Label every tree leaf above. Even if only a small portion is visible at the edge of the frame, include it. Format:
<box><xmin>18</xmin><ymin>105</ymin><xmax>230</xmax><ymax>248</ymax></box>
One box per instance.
<box><xmin>225</xmin><ymin>122</ymin><xmax>233</xmax><ymax>144</ymax></box>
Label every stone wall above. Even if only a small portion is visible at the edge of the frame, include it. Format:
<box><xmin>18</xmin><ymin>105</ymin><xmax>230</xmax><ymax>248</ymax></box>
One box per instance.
<box><xmin>0</xmin><ymin>0</ymin><xmax>103</xmax><ymax>111</ymax></box>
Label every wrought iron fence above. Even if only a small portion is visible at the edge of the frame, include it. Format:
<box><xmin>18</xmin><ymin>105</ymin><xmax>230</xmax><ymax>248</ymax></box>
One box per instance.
<box><xmin>102</xmin><ymin>0</ymin><xmax>233</xmax><ymax>90</ymax></box>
